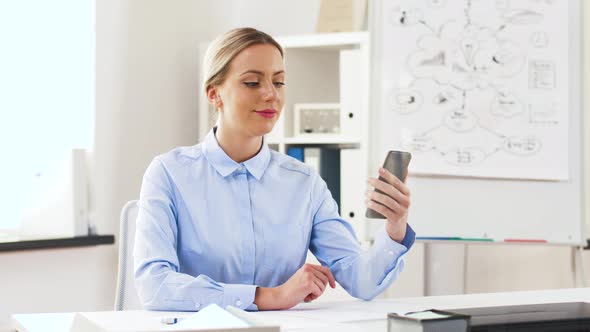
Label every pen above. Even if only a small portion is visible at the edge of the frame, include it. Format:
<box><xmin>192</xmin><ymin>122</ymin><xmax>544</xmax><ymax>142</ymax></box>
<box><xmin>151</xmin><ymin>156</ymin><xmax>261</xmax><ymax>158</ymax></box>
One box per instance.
<box><xmin>161</xmin><ymin>317</ymin><xmax>183</xmax><ymax>325</ymax></box>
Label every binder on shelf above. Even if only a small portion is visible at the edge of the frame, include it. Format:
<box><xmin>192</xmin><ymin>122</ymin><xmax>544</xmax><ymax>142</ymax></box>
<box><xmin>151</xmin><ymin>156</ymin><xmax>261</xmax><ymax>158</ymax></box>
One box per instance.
<box><xmin>303</xmin><ymin>147</ymin><xmax>341</xmax><ymax>213</ymax></box>
<box><xmin>339</xmin><ymin>48</ymin><xmax>362</xmax><ymax>138</ymax></box>
<box><xmin>340</xmin><ymin>149</ymin><xmax>365</xmax><ymax>237</ymax></box>
<box><xmin>303</xmin><ymin>147</ymin><xmax>321</xmax><ymax>173</ymax></box>
<box><xmin>319</xmin><ymin>148</ymin><xmax>341</xmax><ymax>213</ymax></box>
<box><xmin>287</xmin><ymin>147</ymin><xmax>304</xmax><ymax>162</ymax></box>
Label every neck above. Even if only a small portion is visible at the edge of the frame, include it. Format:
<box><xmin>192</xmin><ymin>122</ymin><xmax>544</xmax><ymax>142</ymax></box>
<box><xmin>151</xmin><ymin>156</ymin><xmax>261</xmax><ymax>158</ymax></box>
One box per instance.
<box><xmin>215</xmin><ymin>124</ymin><xmax>262</xmax><ymax>163</ymax></box>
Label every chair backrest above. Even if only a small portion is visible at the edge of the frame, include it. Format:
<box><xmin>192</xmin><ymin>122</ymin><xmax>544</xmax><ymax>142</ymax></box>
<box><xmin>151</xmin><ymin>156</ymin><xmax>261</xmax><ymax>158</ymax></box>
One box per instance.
<box><xmin>114</xmin><ymin>200</ymin><xmax>142</xmax><ymax>310</ymax></box>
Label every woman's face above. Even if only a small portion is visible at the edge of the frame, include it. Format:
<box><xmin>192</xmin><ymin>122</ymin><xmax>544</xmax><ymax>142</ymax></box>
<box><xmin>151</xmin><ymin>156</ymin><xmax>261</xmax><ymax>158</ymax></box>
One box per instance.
<box><xmin>212</xmin><ymin>43</ymin><xmax>285</xmax><ymax>138</ymax></box>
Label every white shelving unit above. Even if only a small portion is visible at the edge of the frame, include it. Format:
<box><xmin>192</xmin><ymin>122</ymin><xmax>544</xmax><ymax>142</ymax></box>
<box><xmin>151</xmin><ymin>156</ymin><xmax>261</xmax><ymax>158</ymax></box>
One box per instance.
<box><xmin>198</xmin><ymin>32</ymin><xmax>372</xmax><ymax>243</ymax></box>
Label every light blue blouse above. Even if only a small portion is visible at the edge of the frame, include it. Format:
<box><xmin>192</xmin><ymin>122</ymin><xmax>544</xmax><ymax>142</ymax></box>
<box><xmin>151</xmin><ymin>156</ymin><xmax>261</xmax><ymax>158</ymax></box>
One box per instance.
<box><xmin>134</xmin><ymin>128</ymin><xmax>415</xmax><ymax>311</ymax></box>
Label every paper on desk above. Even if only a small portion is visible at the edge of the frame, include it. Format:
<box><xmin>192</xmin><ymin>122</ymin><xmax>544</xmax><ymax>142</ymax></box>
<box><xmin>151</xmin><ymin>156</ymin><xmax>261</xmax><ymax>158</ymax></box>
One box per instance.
<box><xmin>70</xmin><ymin>313</ymin><xmax>102</xmax><ymax>332</ymax></box>
<box><xmin>164</xmin><ymin>304</ymin><xmax>249</xmax><ymax>331</ymax></box>
<box><xmin>251</xmin><ymin>311</ymin><xmax>334</xmax><ymax>330</ymax></box>
<box><xmin>263</xmin><ymin>300</ymin><xmax>427</xmax><ymax>325</ymax></box>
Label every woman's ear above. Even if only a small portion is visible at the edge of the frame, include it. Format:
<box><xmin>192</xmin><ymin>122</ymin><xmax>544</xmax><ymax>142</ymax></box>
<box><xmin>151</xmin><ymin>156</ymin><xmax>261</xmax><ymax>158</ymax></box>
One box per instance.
<box><xmin>206</xmin><ymin>86</ymin><xmax>223</xmax><ymax>108</ymax></box>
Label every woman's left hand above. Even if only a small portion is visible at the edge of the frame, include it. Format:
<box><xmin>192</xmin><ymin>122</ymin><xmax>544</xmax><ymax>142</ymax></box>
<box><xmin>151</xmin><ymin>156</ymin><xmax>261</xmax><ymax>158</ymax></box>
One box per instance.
<box><xmin>365</xmin><ymin>167</ymin><xmax>411</xmax><ymax>243</ymax></box>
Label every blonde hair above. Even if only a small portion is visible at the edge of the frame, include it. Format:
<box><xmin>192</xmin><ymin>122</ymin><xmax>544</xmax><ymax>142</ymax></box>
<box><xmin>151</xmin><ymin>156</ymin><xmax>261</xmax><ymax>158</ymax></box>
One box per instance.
<box><xmin>202</xmin><ymin>27</ymin><xmax>284</xmax><ymax>95</ymax></box>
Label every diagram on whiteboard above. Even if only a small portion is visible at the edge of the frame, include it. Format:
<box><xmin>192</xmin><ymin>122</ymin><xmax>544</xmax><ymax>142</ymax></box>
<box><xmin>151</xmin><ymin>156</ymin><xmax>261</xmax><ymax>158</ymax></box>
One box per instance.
<box><xmin>377</xmin><ymin>0</ymin><xmax>569</xmax><ymax>180</ymax></box>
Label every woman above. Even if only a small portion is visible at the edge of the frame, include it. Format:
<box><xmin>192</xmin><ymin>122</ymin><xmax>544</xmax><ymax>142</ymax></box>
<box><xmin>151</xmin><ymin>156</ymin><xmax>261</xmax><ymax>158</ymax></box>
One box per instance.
<box><xmin>134</xmin><ymin>27</ymin><xmax>415</xmax><ymax>311</ymax></box>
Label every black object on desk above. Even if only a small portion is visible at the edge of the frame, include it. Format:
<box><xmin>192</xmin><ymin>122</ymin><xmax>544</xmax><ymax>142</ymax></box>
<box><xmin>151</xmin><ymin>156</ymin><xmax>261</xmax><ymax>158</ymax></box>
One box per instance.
<box><xmin>388</xmin><ymin>309</ymin><xmax>470</xmax><ymax>331</ymax></box>
<box><xmin>453</xmin><ymin>302</ymin><xmax>590</xmax><ymax>332</ymax></box>
<box><xmin>388</xmin><ymin>302</ymin><xmax>590</xmax><ymax>332</ymax></box>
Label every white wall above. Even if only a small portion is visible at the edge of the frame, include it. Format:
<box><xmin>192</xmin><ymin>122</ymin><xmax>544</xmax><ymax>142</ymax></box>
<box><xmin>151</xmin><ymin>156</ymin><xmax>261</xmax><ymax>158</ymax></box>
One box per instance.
<box><xmin>229</xmin><ymin>0</ymin><xmax>320</xmax><ymax>36</ymax></box>
<box><xmin>0</xmin><ymin>247</ymin><xmax>114</xmax><ymax>330</ymax></box>
<box><xmin>1</xmin><ymin>1</ymin><xmax>588</xmax><ymax>330</ymax></box>
<box><xmin>461</xmin><ymin>1</ymin><xmax>589</xmax><ymax>294</ymax></box>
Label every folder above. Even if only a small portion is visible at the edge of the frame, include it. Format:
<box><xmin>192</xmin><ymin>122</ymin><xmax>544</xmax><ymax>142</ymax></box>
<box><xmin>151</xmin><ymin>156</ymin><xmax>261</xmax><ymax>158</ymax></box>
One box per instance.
<box><xmin>339</xmin><ymin>49</ymin><xmax>362</xmax><ymax>138</ymax></box>
<box><xmin>304</xmin><ymin>147</ymin><xmax>341</xmax><ymax>213</ymax></box>
<box><xmin>340</xmin><ymin>148</ymin><xmax>365</xmax><ymax>237</ymax></box>
<box><xmin>287</xmin><ymin>147</ymin><xmax>304</xmax><ymax>162</ymax></box>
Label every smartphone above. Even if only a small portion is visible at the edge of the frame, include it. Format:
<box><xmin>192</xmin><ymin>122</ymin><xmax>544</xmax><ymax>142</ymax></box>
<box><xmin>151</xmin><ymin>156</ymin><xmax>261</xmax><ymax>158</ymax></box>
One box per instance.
<box><xmin>365</xmin><ymin>150</ymin><xmax>412</xmax><ymax>219</ymax></box>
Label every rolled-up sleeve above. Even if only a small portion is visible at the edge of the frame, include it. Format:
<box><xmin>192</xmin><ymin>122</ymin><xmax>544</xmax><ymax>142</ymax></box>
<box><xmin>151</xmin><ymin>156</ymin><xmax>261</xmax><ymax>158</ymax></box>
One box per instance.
<box><xmin>308</xmin><ymin>175</ymin><xmax>415</xmax><ymax>301</ymax></box>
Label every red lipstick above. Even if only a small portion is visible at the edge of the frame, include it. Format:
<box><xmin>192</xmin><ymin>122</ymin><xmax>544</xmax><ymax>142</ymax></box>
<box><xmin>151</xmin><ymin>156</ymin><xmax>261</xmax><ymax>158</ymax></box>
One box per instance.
<box><xmin>255</xmin><ymin>109</ymin><xmax>277</xmax><ymax>118</ymax></box>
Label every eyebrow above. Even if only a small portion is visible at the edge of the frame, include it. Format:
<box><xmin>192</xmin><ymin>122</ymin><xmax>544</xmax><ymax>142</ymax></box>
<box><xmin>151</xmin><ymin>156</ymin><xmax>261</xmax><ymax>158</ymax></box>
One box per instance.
<box><xmin>240</xmin><ymin>70</ymin><xmax>285</xmax><ymax>76</ymax></box>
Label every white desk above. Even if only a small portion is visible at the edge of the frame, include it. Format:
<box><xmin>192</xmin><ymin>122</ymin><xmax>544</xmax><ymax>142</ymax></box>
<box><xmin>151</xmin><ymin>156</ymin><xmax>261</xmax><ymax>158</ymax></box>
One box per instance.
<box><xmin>12</xmin><ymin>288</ymin><xmax>590</xmax><ymax>332</ymax></box>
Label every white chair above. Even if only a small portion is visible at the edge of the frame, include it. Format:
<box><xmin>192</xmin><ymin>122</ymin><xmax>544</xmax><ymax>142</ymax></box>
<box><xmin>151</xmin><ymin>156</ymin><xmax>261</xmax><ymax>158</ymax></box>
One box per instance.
<box><xmin>114</xmin><ymin>200</ymin><xmax>143</xmax><ymax>310</ymax></box>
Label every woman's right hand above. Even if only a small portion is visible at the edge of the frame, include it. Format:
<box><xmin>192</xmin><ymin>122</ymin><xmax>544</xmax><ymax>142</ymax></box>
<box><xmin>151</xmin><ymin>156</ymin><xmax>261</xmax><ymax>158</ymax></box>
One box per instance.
<box><xmin>254</xmin><ymin>263</ymin><xmax>336</xmax><ymax>310</ymax></box>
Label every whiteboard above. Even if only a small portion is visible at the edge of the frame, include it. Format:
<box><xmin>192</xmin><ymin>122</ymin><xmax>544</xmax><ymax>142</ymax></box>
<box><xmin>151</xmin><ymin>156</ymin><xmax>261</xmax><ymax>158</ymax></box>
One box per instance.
<box><xmin>375</xmin><ymin>0</ymin><xmax>570</xmax><ymax>181</ymax></box>
<box><xmin>369</xmin><ymin>0</ymin><xmax>585</xmax><ymax>245</ymax></box>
